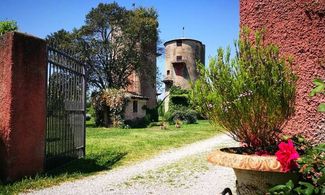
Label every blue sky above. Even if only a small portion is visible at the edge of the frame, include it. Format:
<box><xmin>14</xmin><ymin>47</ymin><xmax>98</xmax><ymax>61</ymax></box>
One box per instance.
<box><xmin>1</xmin><ymin>0</ymin><xmax>239</xmax><ymax>90</ymax></box>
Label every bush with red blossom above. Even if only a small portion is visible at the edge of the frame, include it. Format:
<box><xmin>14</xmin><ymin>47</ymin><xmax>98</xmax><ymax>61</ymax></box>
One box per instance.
<box><xmin>275</xmin><ymin>139</ymin><xmax>300</xmax><ymax>172</ymax></box>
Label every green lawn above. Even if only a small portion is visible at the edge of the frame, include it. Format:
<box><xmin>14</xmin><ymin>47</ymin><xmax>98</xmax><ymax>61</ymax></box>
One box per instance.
<box><xmin>0</xmin><ymin>120</ymin><xmax>221</xmax><ymax>194</ymax></box>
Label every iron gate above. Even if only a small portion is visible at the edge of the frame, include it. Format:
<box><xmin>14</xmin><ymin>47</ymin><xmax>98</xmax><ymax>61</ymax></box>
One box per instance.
<box><xmin>46</xmin><ymin>46</ymin><xmax>85</xmax><ymax>169</ymax></box>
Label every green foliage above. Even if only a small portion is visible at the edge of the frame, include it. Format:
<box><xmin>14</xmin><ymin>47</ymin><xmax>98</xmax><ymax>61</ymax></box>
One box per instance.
<box><xmin>165</xmin><ymin>86</ymin><xmax>197</xmax><ymax>124</ymax></box>
<box><xmin>0</xmin><ymin>20</ymin><xmax>18</xmax><ymax>36</ymax></box>
<box><xmin>317</xmin><ymin>104</ymin><xmax>325</xmax><ymax>112</ymax></box>
<box><xmin>269</xmin><ymin>180</ymin><xmax>294</xmax><ymax>195</ymax></box>
<box><xmin>309</xmin><ymin>79</ymin><xmax>325</xmax><ymax>97</ymax></box>
<box><xmin>169</xmin><ymin>85</ymin><xmax>189</xmax><ymax>95</ymax></box>
<box><xmin>164</xmin><ymin>106</ymin><xmax>197</xmax><ymax>125</ymax></box>
<box><xmin>46</xmin><ymin>29</ymin><xmax>77</xmax><ymax>49</ymax></box>
<box><xmin>145</xmin><ymin>107</ymin><xmax>159</xmax><ymax>122</ymax></box>
<box><xmin>169</xmin><ymin>86</ymin><xmax>190</xmax><ymax>112</ymax></box>
<box><xmin>309</xmin><ymin>79</ymin><xmax>325</xmax><ymax>112</ymax></box>
<box><xmin>190</xmin><ymin>28</ymin><xmax>296</xmax><ymax>149</ymax></box>
<box><xmin>170</xmin><ymin>95</ymin><xmax>189</xmax><ymax>107</ymax></box>
<box><xmin>124</xmin><ymin>117</ymin><xmax>149</xmax><ymax>128</ymax></box>
<box><xmin>269</xmin><ymin>144</ymin><xmax>325</xmax><ymax>195</ymax></box>
<box><xmin>298</xmin><ymin>144</ymin><xmax>325</xmax><ymax>193</ymax></box>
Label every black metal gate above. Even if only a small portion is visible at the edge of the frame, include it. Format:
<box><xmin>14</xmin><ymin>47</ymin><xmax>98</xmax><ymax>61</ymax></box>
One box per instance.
<box><xmin>46</xmin><ymin>46</ymin><xmax>85</xmax><ymax>169</ymax></box>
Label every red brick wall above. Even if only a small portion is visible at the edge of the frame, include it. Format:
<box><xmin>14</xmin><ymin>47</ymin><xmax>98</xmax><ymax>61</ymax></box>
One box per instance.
<box><xmin>240</xmin><ymin>0</ymin><xmax>325</xmax><ymax>144</ymax></box>
<box><xmin>0</xmin><ymin>32</ymin><xmax>46</xmax><ymax>182</ymax></box>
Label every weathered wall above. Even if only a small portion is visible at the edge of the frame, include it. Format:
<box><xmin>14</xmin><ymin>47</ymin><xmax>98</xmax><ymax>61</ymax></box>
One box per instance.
<box><xmin>164</xmin><ymin>39</ymin><xmax>205</xmax><ymax>90</ymax></box>
<box><xmin>124</xmin><ymin>99</ymin><xmax>147</xmax><ymax>120</ymax></box>
<box><xmin>139</xmin><ymin>42</ymin><xmax>157</xmax><ymax>109</ymax></box>
<box><xmin>0</xmin><ymin>32</ymin><xmax>46</xmax><ymax>182</ymax></box>
<box><xmin>240</xmin><ymin>0</ymin><xmax>325</xmax><ymax>143</ymax></box>
<box><xmin>164</xmin><ymin>39</ymin><xmax>205</xmax><ymax>112</ymax></box>
<box><xmin>127</xmin><ymin>43</ymin><xmax>157</xmax><ymax>109</ymax></box>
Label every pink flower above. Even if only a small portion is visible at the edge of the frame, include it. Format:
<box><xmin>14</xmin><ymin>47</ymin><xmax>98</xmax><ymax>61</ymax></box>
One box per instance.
<box><xmin>275</xmin><ymin>139</ymin><xmax>300</xmax><ymax>172</ymax></box>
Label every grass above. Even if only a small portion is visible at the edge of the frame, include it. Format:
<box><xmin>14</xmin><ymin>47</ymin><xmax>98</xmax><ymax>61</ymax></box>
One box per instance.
<box><xmin>0</xmin><ymin>120</ymin><xmax>221</xmax><ymax>194</ymax></box>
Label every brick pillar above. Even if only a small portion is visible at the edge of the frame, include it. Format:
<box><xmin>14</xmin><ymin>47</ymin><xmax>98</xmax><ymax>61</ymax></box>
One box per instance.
<box><xmin>240</xmin><ymin>0</ymin><xmax>325</xmax><ymax>144</ymax></box>
<box><xmin>0</xmin><ymin>32</ymin><xmax>46</xmax><ymax>182</ymax></box>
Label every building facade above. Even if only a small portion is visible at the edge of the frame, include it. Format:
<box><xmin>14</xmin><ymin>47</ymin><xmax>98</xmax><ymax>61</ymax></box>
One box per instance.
<box><xmin>125</xmin><ymin>41</ymin><xmax>157</xmax><ymax>120</ymax></box>
<box><xmin>163</xmin><ymin>38</ymin><xmax>205</xmax><ymax>112</ymax></box>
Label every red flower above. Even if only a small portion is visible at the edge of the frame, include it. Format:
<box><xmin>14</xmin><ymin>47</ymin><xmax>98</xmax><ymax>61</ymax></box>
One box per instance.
<box><xmin>275</xmin><ymin>139</ymin><xmax>300</xmax><ymax>172</ymax></box>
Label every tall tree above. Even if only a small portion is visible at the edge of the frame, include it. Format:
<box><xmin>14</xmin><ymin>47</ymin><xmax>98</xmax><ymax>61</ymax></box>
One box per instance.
<box><xmin>46</xmin><ymin>3</ymin><xmax>159</xmax><ymax>91</ymax></box>
<box><xmin>46</xmin><ymin>3</ymin><xmax>159</xmax><ymax>126</ymax></box>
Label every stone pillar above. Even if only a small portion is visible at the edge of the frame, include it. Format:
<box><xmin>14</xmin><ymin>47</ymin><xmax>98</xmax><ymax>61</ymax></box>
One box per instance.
<box><xmin>240</xmin><ymin>0</ymin><xmax>325</xmax><ymax>144</ymax></box>
<box><xmin>0</xmin><ymin>32</ymin><xmax>46</xmax><ymax>182</ymax></box>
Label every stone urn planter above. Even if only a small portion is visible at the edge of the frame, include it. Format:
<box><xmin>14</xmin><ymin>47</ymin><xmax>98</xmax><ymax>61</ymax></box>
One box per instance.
<box><xmin>208</xmin><ymin>148</ymin><xmax>298</xmax><ymax>195</ymax></box>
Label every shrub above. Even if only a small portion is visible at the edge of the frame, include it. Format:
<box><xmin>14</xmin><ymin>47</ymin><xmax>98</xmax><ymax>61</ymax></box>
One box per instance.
<box><xmin>190</xmin><ymin>28</ymin><xmax>296</xmax><ymax>149</ymax></box>
<box><xmin>165</xmin><ymin>106</ymin><xmax>197</xmax><ymax>124</ymax></box>
<box><xmin>170</xmin><ymin>94</ymin><xmax>189</xmax><ymax>108</ymax></box>
<box><xmin>124</xmin><ymin>117</ymin><xmax>149</xmax><ymax>128</ymax></box>
<box><xmin>169</xmin><ymin>85</ymin><xmax>189</xmax><ymax>95</ymax></box>
<box><xmin>0</xmin><ymin>20</ymin><xmax>18</xmax><ymax>36</ymax></box>
<box><xmin>92</xmin><ymin>89</ymin><xmax>127</xmax><ymax>127</ymax></box>
<box><xmin>145</xmin><ymin>107</ymin><xmax>159</xmax><ymax>122</ymax></box>
<box><xmin>164</xmin><ymin>86</ymin><xmax>197</xmax><ymax>124</ymax></box>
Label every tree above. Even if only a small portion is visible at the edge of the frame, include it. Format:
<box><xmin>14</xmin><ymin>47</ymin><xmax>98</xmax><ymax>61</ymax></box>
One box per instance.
<box><xmin>0</xmin><ymin>20</ymin><xmax>18</xmax><ymax>35</ymax></box>
<box><xmin>46</xmin><ymin>3</ymin><xmax>160</xmax><ymax>126</ymax></box>
<box><xmin>46</xmin><ymin>3</ymin><xmax>159</xmax><ymax>90</ymax></box>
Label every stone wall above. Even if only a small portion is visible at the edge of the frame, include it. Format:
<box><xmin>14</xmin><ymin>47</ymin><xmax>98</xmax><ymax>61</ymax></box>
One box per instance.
<box><xmin>0</xmin><ymin>32</ymin><xmax>46</xmax><ymax>182</ymax></box>
<box><xmin>164</xmin><ymin>39</ymin><xmax>205</xmax><ymax>112</ymax></box>
<box><xmin>240</xmin><ymin>0</ymin><xmax>325</xmax><ymax>144</ymax></box>
<box><xmin>164</xmin><ymin>39</ymin><xmax>205</xmax><ymax>90</ymax></box>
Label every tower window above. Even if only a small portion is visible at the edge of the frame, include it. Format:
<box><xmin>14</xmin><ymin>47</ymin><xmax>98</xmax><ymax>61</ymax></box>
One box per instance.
<box><xmin>176</xmin><ymin>40</ymin><xmax>182</xmax><ymax>46</ymax></box>
<box><xmin>167</xmin><ymin>70</ymin><xmax>170</xmax><ymax>75</ymax></box>
<box><xmin>133</xmin><ymin>101</ymin><xmax>138</xmax><ymax>113</ymax></box>
<box><xmin>176</xmin><ymin>56</ymin><xmax>182</xmax><ymax>61</ymax></box>
<box><xmin>174</xmin><ymin>64</ymin><xmax>184</xmax><ymax>76</ymax></box>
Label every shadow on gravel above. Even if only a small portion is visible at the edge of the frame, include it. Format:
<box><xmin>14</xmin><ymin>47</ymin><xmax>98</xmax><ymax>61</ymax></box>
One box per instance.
<box><xmin>0</xmin><ymin>151</ymin><xmax>127</xmax><ymax>195</ymax></box>
<box><xmin>48</xmin><ymin>151</ymin><xmax>127</xmax><ymax>175</ymax></box>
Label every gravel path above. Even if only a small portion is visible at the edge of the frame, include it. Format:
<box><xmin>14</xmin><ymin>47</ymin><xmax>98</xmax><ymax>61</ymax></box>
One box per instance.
<box><xmin>26</xmin><ymin>134</ymin><xmax>238</xmax><ymax>195</ymax></box>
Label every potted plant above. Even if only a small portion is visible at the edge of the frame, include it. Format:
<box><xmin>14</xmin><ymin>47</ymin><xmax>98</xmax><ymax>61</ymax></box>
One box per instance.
<box><xmin>190</xmin><ymin>28</ymin><xmax>297</xmax><ymax>195</ymax></box>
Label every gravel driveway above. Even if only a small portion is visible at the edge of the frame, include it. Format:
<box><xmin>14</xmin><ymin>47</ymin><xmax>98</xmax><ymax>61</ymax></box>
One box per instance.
<box><xmin>26</xmin><ymin>134</ymin><xmax>238</xmax><ymax>195</ymax></box>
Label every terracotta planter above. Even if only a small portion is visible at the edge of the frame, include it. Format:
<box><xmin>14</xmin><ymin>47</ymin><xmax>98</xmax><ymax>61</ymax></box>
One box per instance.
<box><xmin>208</xmin><ymin>148</ymin><xmax>298</xmax><ymax>195</ymax></box>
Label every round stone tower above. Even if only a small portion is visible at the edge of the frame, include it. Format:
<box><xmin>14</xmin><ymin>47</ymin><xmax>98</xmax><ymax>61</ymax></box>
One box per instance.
<box><xmin>163</xmin><ymin>38</ymin><xmax>205</xmax><ymax>112</ymax></box>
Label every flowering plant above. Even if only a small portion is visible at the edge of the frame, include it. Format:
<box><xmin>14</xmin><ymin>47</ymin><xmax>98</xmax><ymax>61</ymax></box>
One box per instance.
<box><xmin>270</xmin><ymin>137</ymin><xmax>325</xmax><ymax>194</ymax></box>
<box><xmin>275</xmin><ymin>139</ymin><xmax>300</xmax><ymax>172</ymax></box>
<box><xmin>92</xmin><ymin>88</ymin><xmax>127</xmax><ymax>127</ymax></box>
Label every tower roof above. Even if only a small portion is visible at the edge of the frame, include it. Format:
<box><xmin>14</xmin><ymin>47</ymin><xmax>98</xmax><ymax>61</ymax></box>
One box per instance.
<box><xmin>164</xmin><ymin>38</ymin><xmax>204</xmax><ymax>46</ymax></box>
